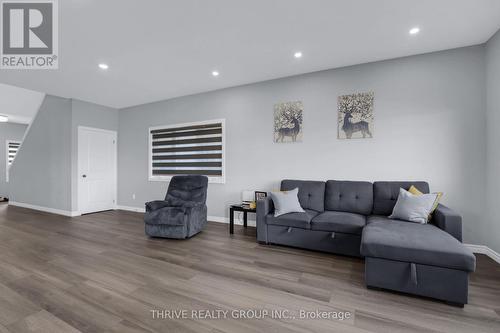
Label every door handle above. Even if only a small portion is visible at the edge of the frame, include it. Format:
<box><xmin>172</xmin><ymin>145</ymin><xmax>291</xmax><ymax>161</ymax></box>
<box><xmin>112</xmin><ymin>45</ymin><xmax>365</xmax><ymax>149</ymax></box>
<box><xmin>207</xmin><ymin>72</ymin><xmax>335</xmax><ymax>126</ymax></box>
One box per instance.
<box><xmin>82</xmin><ymin>174</ymin><xmax>87</xmax><ymax>178</ymax></box>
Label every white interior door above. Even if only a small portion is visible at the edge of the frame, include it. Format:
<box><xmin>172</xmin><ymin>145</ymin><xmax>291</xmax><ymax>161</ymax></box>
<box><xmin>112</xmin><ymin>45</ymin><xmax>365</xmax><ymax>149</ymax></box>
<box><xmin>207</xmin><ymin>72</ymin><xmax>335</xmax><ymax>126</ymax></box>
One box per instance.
<box><xmin>78</xmin><ymin>127</ymin><xmax>117</xmax><ymax>214</ymax></box>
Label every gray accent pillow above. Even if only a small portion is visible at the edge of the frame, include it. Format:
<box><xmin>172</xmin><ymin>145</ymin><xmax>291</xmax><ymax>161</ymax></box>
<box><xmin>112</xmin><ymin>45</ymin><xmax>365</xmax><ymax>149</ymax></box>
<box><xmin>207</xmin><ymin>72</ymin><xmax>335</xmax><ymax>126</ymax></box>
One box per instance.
<box><xmin>389</xmin><ymin>188</ymin><xmax>438</xmax><ymax>224</ymax></box>
<box><xmin>270</xmin><ymin>188</ymin><xmax>305</xmax><ymax>217</ymax></box>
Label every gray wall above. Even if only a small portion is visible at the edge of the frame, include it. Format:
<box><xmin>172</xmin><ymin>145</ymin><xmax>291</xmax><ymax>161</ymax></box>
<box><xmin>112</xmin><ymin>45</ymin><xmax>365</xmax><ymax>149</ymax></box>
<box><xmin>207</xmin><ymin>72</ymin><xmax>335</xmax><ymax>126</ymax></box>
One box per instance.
<box><xmin>9</xmin><ymin>95</ymin><xmax>73</xmax><ymax>211</ymax></box>
<box><xmin>485</xmin><ymin>29</ymin><xmax>500</xmax><ymax>253</ymax></box>
<box><xmin>70</xmin><ymin>99</ymin><xmax>119</xmax><ymax>211</ymax></box>
<box><xmin>0</xmin><ymin>122</ymin><xmax>27</xmax><ymax>198</ymax></box>
<box><xmin>9</xmin><ymin>96</ymin><xmax>119</xmax><ymax>213</ymax></box>
<box><xmin>118</xmin><ymin>45</ymin><xmax>487</xmax><ymax>246</ymax></box>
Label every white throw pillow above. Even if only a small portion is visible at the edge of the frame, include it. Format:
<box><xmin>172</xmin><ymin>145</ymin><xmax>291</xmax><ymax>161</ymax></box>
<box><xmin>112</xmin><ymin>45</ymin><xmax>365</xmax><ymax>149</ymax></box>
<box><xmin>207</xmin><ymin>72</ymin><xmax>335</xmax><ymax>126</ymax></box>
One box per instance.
<box><xmin>270</xmin><ymin>188</ymin><xmax>305</xmax><ymax>217</ymax></box>
<box><xmin>389</xmin><ymin>188</ymin><xmax>438</xmax><ymax>224</ymax></box>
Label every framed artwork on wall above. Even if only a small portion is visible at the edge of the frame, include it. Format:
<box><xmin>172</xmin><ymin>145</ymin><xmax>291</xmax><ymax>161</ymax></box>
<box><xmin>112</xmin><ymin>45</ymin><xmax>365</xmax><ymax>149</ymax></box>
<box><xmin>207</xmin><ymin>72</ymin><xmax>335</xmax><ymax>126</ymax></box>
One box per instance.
<box><xmin>274</xmin><ymin>101</ymin><xmax>303</xmax><ymax>143</ymax></box>
<box><xmin>338</xmin><ymin>92</ymin><xmax>374</xmax><ymax>139</ymax></box>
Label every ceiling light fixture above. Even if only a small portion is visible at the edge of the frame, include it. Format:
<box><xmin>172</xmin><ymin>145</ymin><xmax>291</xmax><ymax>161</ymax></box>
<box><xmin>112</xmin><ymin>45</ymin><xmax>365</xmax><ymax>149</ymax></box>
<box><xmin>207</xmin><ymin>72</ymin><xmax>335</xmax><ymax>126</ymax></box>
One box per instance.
<box><xmin>212</xmin><ymin>71</ymin><xmax>219</xmax><ymax>77</ymax></box>
<box><xmin>0</xmin><ymin>115</ymin><xmax>8</xmax><ymax>122</ymax></box>
<box><xmin>409</xmin><ymin>27</ymin><xmax>420</xmax><ymax>35</ymax></box>
<box><xmin>98</xmin><ymin>63</ymin><xmax>109</xmax><ymax>70</ymax></box>
<box><xmin>294</xmin><ymin>51</ymin><xmax>303</xmax><ymax>58</ymax></box>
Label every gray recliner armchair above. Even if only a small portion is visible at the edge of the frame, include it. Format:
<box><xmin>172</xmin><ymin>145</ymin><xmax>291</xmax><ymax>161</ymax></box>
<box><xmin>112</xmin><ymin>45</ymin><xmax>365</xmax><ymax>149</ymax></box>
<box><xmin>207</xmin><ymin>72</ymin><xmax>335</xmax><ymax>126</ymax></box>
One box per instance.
<box><xmin>144</xmin><ymin>175</ymin><xmax>208</xmax><ymax>239</ymax></box>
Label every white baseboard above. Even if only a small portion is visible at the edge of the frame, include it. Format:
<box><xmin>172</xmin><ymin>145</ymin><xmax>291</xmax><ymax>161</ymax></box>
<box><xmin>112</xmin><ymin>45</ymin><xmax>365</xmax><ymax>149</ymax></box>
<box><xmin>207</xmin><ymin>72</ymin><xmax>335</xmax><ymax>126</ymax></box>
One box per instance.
<box><xmin>208</xmin><ymin>215</ymin><xmax>256</xmax><ymax>227</ymax></box>
<box><xmin>116</xmin><ymin>205</ymin><xmax>146</xmax><ymax>213</ymax></box>
<box><xmin>207</xmin><ymin>215</ymin><xmax>226</xmax><ymax>223</ymax></box>
<box><xmin>465</xmin><ymin>244</ymin><xmax>500</xmax><ymax>264</ymax></box>
<box><xmin>9</xmin><ymin>201</ymin><xmax>81</xmax><ymax>217</ymax></box>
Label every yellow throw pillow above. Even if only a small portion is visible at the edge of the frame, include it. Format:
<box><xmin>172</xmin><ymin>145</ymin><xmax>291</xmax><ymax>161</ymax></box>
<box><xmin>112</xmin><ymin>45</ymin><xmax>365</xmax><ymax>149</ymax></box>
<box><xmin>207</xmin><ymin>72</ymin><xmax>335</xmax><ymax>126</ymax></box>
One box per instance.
<box><xmin>408</xmin><ymin>185</ymin><xmax>423</xmax><ymax>195</ymax></box>
<box><xmin>408</xmin><ymin>185</ymin><xmax>442</xmax><ymax>214</ymax></box>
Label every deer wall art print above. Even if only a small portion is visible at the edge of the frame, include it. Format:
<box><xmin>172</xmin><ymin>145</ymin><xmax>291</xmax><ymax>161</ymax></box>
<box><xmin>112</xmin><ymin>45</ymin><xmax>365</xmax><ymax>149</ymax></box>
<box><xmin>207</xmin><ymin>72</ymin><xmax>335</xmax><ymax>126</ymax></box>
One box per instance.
<box><xmin>274</xmin><ymin>101</ymin><xmax>303</xmax><ymax>143</ymax></box>
<box><xmin>338</xmin><ymin>92</ymin><xmax>374</xmax><ymax>139</ymax></box>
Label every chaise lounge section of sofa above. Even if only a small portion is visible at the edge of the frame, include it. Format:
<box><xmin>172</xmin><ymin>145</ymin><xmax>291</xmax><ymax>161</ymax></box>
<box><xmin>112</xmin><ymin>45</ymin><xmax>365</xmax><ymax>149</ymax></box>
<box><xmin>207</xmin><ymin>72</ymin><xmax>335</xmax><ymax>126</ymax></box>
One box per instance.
<box><xmin>256</xmin><ymin>179</ymin><xmax>476</xmax><ymax>306</ymax></box>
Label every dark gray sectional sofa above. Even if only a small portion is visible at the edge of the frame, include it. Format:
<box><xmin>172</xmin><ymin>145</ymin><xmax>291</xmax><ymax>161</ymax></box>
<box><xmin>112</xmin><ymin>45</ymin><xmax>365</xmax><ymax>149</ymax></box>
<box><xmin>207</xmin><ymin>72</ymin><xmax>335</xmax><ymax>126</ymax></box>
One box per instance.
<box><xmin>256</xmin><ymin>179</ymin><xmax>476</xmax><ymax>306</ymax></box>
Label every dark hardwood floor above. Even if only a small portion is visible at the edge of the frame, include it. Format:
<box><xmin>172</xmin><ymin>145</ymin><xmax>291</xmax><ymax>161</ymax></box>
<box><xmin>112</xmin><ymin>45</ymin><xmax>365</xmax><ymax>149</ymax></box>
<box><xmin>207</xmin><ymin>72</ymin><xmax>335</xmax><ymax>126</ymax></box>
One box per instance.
<box><xmin>0</xmin><ymin>202</ymin><xmax>499</xmax><ymax>333</ymax></box>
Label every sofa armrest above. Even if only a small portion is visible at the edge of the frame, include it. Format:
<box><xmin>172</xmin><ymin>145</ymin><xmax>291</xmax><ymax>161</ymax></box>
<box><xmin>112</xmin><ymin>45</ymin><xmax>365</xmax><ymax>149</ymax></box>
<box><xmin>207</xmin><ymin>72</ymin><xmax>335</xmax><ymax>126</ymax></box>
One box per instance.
<box><xmin>256</xmin><ymin>196</ymin><xmax>273</xmax><ymax>243</ymax></box>
<box><xmin>257</xmin><ymin>196</ymin><xmax>273</xmax><ymax>215</ymax></box>
<box><xmin>145</xmin><ymin>200</ymin><xmax>170</xmax><ymax>212</ymax></box>
<box><xmin>431</xmin><ymin>204</ymin><xmax>462</xmax><ymax>242</ymax></box>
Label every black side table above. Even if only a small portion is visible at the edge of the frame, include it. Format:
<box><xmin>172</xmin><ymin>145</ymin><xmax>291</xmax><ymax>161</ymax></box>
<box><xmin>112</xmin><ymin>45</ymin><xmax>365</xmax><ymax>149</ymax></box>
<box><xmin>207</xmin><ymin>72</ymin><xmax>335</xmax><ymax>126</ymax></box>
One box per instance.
<box><xmin>229</xmin><ymin>204</ymin><xmax>256</xmax><ymax>234</ymax></box>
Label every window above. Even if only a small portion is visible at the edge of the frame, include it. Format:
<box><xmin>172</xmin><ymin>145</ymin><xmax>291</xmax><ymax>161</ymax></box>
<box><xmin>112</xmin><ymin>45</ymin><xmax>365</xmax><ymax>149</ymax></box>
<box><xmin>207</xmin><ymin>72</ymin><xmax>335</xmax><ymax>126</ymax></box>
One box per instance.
<box><xmin>6</xmin><ymin>140</ymin><xmax>21</xmax><ymax>182</ymax></box>
<box><xmin>149</xmin><ymin>119</ymin><xmax>225</xmax><ymax>183</ymax></box>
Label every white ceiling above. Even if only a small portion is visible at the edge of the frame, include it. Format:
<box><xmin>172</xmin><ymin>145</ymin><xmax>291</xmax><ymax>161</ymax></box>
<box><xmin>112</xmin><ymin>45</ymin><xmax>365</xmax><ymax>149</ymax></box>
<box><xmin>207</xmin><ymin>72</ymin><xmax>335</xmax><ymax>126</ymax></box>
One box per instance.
<box><xmin>0</xmin><ymin>83</ymin><xmax>45</xmax><ymax>124</ymax></box>
<box><xmin>0</xmin><ymin>0</ymin><xmax>499</xmax><ymax>109</ymax></box>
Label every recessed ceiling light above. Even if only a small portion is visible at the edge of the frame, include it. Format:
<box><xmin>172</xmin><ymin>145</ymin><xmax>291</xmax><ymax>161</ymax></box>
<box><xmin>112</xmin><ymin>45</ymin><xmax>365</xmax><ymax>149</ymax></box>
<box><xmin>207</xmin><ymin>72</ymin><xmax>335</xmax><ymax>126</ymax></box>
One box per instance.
<box><xmin>0</xmin><ymin>115</ymin><xmax>8</xmax><ymax>122</ymax></box>
<box><xmin>98</xmin><ymin>63</ymin><xmax>109</xmax><ymax>70</ymax></box>
<box><xmin>409</xmin><ymin>27</ymin><xmax>420</xmax><ymax>35</ymax></box>
<box><xmin>294</xmin><ymin>51</ymin><xmax>303</xmax><ymax>58</ymax></box>
<box><xmin>212</xmin><ymin>71</ymin><xmax>219</xmax><ymax>77</ymax></box>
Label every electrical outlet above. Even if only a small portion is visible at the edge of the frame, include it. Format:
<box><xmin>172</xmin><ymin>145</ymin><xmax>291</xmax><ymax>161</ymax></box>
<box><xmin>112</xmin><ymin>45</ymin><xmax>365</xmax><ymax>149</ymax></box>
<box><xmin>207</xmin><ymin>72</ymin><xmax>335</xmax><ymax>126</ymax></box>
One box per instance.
<box><xmin>132</xmin><ymin>194</ymin><xmax>136</xmax><ymax>200</ymax></box>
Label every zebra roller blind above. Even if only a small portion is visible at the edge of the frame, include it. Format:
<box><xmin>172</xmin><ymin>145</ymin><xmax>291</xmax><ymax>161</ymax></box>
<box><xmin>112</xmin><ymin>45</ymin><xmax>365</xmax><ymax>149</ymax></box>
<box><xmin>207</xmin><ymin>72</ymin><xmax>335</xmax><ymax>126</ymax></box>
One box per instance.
<box><xmin>149</xmin><ymin>119</ymin><xmax>225</xmax><ymax>183</ymax></box>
